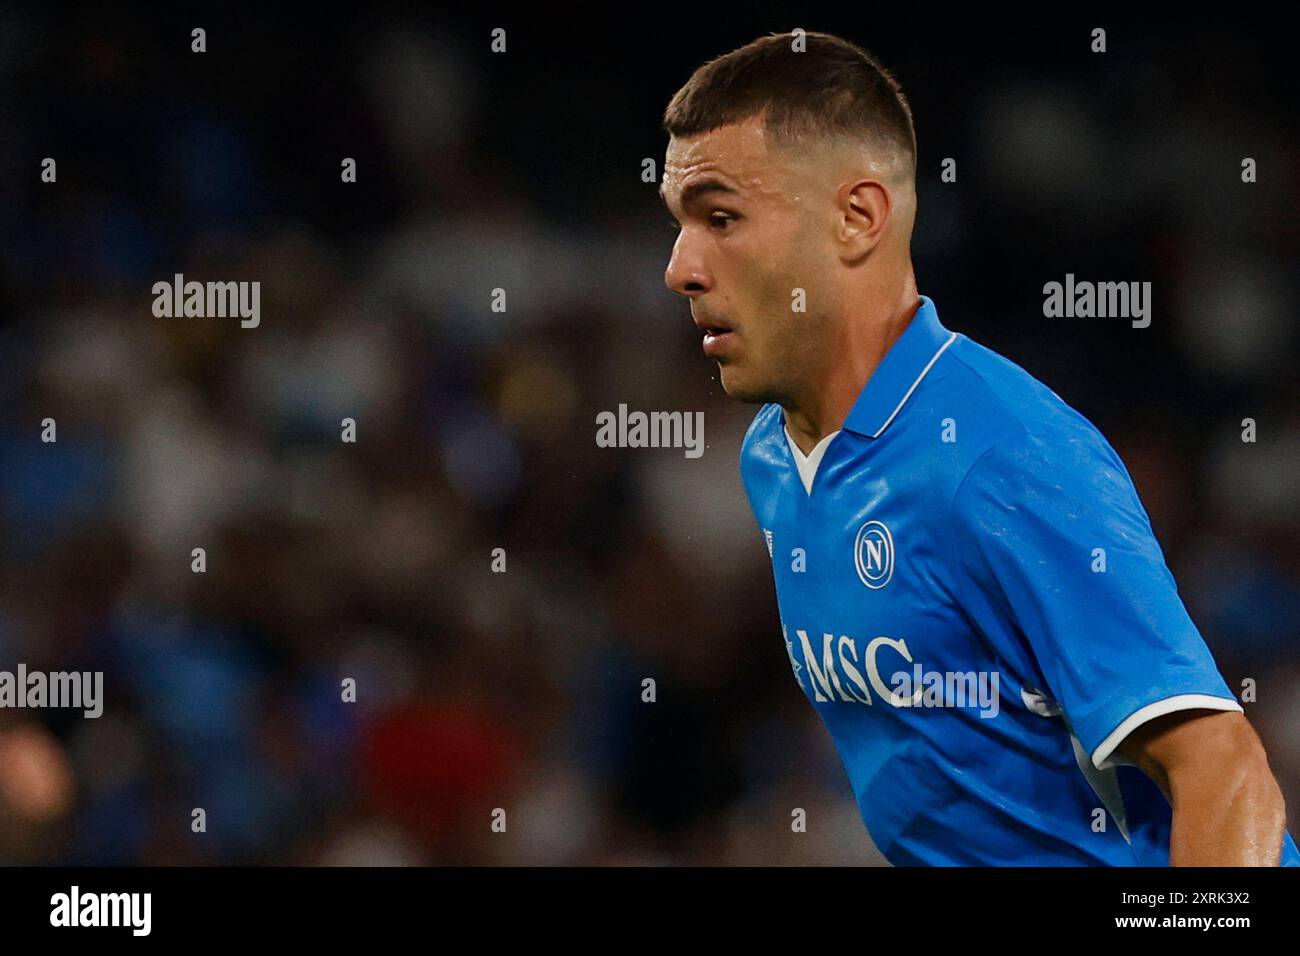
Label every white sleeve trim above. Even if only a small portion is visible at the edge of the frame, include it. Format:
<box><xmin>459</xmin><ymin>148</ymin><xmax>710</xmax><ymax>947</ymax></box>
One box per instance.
<box><xmin>1091</xmin><ymin>694</ymin><xmax>1244</xmax><ymax>771</ymax></box>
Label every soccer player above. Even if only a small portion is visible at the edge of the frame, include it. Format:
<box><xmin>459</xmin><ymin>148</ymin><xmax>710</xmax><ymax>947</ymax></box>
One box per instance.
<box><xmin>659</xmin><ymin>31</ymin><xmax>1299</xmax><ymax>865</ymax></box>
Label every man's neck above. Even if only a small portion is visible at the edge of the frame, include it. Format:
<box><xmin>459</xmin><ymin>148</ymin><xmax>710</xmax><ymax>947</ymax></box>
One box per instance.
<box><xmin>784</xmin><ymin>285</ymin><xmax>921</xmax><ymax>456</ymax></box>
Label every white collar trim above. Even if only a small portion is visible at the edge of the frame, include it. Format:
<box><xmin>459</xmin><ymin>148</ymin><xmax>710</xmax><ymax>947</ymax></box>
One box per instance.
<box><xmin>869</xmin><ymin>331</ymin><xmax>958</xmax><ymax>438</ymax></box>
<box><xmin>784</xmin><ymin>427</ymin><xmax>842</xmax><ymax>495</ymax></box>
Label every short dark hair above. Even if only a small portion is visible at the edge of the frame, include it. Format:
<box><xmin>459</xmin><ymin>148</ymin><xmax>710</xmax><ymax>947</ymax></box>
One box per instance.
<box><xmin>663</xmin><ymin>31</ymin><xmax>916</xmax><ymax>174</ymax></box>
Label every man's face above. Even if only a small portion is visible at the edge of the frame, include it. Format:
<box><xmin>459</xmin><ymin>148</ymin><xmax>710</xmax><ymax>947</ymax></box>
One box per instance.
<box><xmin>661</xmin><ymin>117</ymin><xmax>834</xmax><ymax>403</ymax></box>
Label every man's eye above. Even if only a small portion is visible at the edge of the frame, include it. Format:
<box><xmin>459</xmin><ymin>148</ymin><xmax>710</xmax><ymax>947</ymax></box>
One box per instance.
<box><xmin>710</xmin><ymin>212</ymin><xmax>736</xmax><ymax>229</ymax></box>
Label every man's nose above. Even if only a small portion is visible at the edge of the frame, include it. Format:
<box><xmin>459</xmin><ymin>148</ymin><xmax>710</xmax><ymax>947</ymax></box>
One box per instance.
<box><xmin>664</xmin><ymin>234</ymin><xmax>713</xmax><ymax>298</ymax></box>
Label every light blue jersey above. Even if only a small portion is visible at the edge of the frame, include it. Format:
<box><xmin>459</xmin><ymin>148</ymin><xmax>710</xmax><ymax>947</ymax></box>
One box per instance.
<box><xmin>740</xmin><ymin>295</ymin><xmax>1300</xmax><ymax>865</ymax></box>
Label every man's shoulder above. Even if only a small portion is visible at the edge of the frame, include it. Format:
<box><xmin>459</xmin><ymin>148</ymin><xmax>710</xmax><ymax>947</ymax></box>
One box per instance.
<box><xmin>935</xmin><ymin>334</ymin><xmax>1138</xmax><ymax>513</ymax></box>
<box><xmin>931</xmin><ymin>333</ymin><xmax>1120</xmax><ymax>469</ymax></box>
<box><xmin>939</xmin><ymin>335</ymin><xmax>1097</xmax><ymax>443</ymax></box>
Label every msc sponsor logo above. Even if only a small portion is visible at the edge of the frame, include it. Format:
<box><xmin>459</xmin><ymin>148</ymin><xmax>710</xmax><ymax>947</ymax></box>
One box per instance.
<box><xmin>788</xmin><ymin>628</ymin><xmax>999</xmax><ymax>717</ymax></box>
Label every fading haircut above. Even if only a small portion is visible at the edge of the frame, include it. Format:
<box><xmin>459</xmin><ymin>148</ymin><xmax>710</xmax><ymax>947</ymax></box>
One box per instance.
<box><xmin>662</xmin><ymin>31</ymin><xmax>916</xmax><ymax>177</ymax></box>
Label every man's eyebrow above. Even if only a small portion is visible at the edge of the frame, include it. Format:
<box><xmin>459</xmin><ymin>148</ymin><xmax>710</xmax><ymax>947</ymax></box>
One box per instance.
<box><xmin>659</xmin><ymin>177</ymin><xmax>740</xmax><ymax>209</ymax></box>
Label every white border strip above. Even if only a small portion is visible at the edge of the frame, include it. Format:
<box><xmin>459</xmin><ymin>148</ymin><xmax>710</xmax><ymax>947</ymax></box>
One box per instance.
<box><xmin>871</xmin><ymin>332</ymin><xmax>958</xmax><ymax>438</ymax></box>
<box><xmin>784</xmin><ymin>427</ymin><xmax>842</xmax><ymax>496</ymax></box>
<box><xmin>1091</xmin><ymin>693</ymin><xmax>1244</xmax><ymax>771</ymax></box>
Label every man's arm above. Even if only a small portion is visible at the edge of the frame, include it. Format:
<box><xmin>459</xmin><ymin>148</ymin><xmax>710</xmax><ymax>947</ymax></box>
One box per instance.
<box><xmin>1118</xmin><ymin>709</ymin><xmax>1288</xmax><ymax>866</ymax></box>
<box><xmin>947</xmin><ymin>430</ymin><xmax>1290</xmax><ymax>864</ymax></box>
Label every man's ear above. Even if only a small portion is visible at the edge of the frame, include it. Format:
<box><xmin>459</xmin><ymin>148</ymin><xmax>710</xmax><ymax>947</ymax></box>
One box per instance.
<box><xmin>838</xmin><ymin>179</ymin><xmax>891</xmax><ymax>263</ymax></box>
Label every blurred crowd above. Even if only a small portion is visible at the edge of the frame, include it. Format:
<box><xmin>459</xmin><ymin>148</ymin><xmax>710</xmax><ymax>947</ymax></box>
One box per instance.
<box><xmin>0</xmin><ymin>9</ymin><xmax>1296</xmax><ymax>864</ymax></box>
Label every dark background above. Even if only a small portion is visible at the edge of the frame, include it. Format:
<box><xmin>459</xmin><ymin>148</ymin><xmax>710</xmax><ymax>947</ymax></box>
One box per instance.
<box><xmin>0</xmin><ymin>5</ymin><xmax>1296</xmax><ymax>864</ymax></box>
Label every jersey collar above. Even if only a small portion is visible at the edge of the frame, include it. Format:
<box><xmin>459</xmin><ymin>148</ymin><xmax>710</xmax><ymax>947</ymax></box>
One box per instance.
<box><xmin>841</xmin><ymin>295</ymin><xmax>958</xmax><ymax>439</ymax></box>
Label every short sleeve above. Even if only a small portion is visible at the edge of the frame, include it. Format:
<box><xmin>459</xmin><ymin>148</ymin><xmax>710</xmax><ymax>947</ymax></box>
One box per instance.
<box><xmin>948</xmin><ymin>427</ymin><xmax>1242</xmax><ymax>771</ymax></box>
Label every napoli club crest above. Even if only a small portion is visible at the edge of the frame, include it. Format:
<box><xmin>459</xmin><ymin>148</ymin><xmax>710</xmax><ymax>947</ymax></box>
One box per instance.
<box><xmin>854</xmin><ymin>520</ymin><xmax>894</xmax><ymax>589</ymax></box>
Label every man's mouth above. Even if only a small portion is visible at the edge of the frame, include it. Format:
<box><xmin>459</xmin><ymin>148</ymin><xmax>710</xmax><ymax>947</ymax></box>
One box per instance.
<box><xmin>695</xmin><ymin>319</ymin><xmax>736</xmax><ymax>358</ymax></box>
<box><xmin>694</xmin><ymin>315</ymin><xmax>734</xmax><ymax>337</ymax></box>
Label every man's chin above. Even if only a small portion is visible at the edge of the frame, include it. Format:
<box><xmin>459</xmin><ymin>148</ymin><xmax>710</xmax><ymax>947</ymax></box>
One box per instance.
<box><xmin>717</xmin><ymin>365</ymin><xmax>775</xmax><ymax>405</ymax></box>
